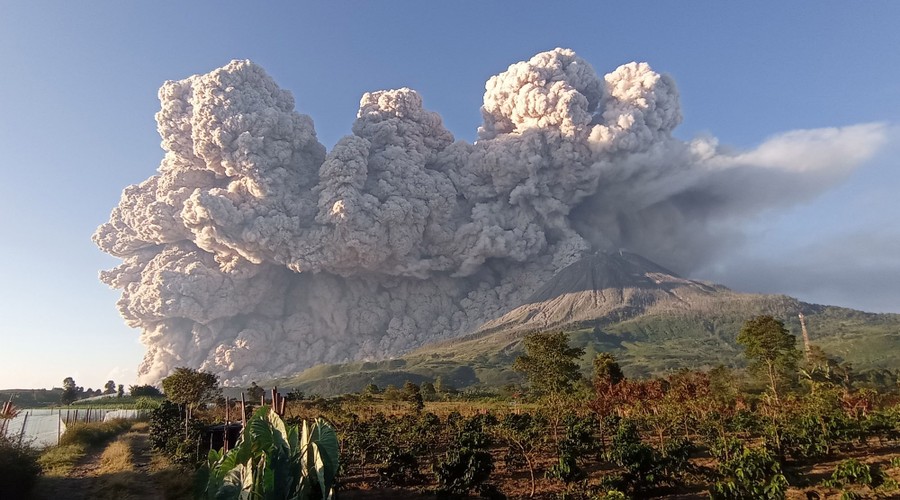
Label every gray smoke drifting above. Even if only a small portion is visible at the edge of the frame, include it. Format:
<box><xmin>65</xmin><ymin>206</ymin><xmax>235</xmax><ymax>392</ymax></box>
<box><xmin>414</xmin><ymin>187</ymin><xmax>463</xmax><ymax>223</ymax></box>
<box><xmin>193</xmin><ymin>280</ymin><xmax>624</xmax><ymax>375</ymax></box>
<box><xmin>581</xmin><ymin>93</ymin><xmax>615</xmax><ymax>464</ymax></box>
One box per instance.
<box><xmin>94</xmin><ymin>49</ymin><xmax>887</xmax><ymax>384</ymax></box>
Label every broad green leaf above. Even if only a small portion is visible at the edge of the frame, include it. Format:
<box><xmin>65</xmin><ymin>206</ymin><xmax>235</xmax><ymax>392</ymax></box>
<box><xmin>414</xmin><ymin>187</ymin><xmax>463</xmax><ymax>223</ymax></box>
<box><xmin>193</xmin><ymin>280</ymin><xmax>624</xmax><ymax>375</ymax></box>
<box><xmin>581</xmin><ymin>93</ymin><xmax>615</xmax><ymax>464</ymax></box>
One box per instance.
<box><xmin>311</xmin><ymin>418</ymin><xmax>339</xmax><ymax>487</ymax></box>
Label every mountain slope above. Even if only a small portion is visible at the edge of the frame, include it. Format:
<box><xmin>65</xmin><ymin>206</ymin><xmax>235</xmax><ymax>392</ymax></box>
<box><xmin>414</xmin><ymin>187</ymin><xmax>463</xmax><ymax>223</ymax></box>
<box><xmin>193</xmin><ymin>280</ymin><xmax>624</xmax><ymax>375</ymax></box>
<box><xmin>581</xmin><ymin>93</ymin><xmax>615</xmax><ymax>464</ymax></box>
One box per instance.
<box><xmin>269</xmin><ymin>252</ymin><xmax>900</xmax><ymax>395</ymax></box>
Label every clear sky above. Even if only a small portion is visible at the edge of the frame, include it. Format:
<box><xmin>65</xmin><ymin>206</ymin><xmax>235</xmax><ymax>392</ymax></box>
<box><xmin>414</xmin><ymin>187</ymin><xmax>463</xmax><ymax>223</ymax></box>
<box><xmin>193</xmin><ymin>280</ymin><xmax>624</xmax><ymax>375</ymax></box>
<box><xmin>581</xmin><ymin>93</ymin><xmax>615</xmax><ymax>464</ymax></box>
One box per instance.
<box><xmin>1</xmin><ymin>2</ymin><xmax>898</xmax><ymax>390</ymax></box>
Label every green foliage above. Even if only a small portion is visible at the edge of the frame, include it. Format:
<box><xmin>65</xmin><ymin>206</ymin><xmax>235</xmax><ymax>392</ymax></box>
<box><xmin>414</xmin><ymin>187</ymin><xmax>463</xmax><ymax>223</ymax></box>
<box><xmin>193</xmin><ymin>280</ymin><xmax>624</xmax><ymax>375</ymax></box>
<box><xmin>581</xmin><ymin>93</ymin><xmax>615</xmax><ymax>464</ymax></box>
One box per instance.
<box><xmin>547</xmin><ymin>413</ymin><xmax>599</xmax><ymax>485</ymax></box>
<box><xmin>198</xmin><ymin>407</ymin><xmax>339</xmax><ymax>500</ymax></box>
<box><xmin>133</xmin><ymin>396</ymin><xmax>162</xmax><ymax>409</ymax></box>
<box><xmin>710</xmin><ymin>442</ymin><xmax>788</xmax><ymax>499</ymax></box>
<box><xmin>61</xmin><ymin>376</ymin><xmax>79</xmax><ymax>404</ymax></box>
<box><xmin>161</xmin><ymin>367</ymin><xmax>220</xmax><ymax>410</ymax></box>
<box><xmin>266</xmin><ymin>303</ymin><xmax>900</xmax><ymax>397</ymax></box>
<box><xmin>247</xmin><ymin>382</ymin><xmax>266</xmax><ymax>402</ymax></box>
<box><xmin>0</xmin><ymin>434</ymin><xmax>40</xmax><ymax>497</ymax></box>
<box><xmin>435</xmin><ymin>413</ymin><xmax>498</xmax><ymax>497</ymax></box>
<box><xmin>434</xmin><ymin>446</ymin><xmax>494</xmax><ymax>497</ymax></box>
<box><xmin>129</xmin><ymin>384</ymin><xmax>163</xmax><ymax>397</ymax></box>
<box><xmin>823</xmin><ymin>458</ymin><xmax>874</xmax><ymax>488</ymax></box>
<box><xmin>603</xmin><ymin>419</ymin><xmax>689</xmax><ymax>493</ymax></box>
<box><xmin>593</xmin><ymin>352</ymin><xmax>624</xmax><ymax>387</ymax></box>
<box><xmin>778</xmin><ymin>391</ymin><xmax>855</xmax><ymax>459</ymax></box>
<box><xmin>420</xmin><ymin>381</ymin><xmax>436</xmax><ymax>400</ymax></box>
<box><xmin>736</xmin><ymin>315</ymin><xmax>800</xmax><ymax>401</ymax></box>
<box><xmin>339</xmin><ymin>411</ymin><xmax>442</xmax><ymax>486</ymax></box>
<box><xmin>401</xmin><ymin>381</ymin><xmax>425</xmax><ymax>411</ymax></box>
<box><xmin>149</xmin><ymin>399</ymin><xmax>203</xmax><ymax>465</ymax></box>
<box><xmin>514</xmin><ymin>331</ymin><xmax>586</xmax><ymax>397</ymax></box>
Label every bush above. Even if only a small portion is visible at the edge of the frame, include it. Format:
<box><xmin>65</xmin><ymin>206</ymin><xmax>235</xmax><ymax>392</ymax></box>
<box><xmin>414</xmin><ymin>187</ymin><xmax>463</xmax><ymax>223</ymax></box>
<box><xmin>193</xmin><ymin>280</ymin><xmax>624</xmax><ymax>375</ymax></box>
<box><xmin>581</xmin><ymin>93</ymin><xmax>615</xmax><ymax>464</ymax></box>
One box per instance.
<box><xmin>148</xmin><ymin>400</ymin><xmax>203</xmax><ymax>465</ymax></box>
<box><xmin>435</xmin><ymin>414</ymin><xmax>498</xmax><ymax>497</ymax></box>
<box><xmin>710</xmin><ymin>443</ymin><xmax>788</xmax><ymax>499</ymax></box>
<box><xmin>605</xmin><ymin>420</ymin><xmax>669</xmax><ymax>493</ymax></box>
<box><xmin>822</xmin><ymin>458</ymin><xmax>879</xmax><ymax>489</ymax></box>
<box><xmin>0</xmin><ymin>434</ymin><xmax>40</xmax><ymax>497</ymax></box>
<box><xmin>434</xmin><ymin>446</ymin><xmax>495</xmax><ymax>497</ymax></box>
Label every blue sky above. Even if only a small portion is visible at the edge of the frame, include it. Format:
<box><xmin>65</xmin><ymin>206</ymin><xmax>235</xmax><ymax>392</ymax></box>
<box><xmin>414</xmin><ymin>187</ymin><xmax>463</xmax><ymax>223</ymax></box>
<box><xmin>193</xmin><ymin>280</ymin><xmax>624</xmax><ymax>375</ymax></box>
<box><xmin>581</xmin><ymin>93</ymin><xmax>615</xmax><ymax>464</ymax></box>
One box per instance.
<box><xmin>1</xmin><ymin>2</ymin><xmax>898</xmax><ymax>389</ymax></box>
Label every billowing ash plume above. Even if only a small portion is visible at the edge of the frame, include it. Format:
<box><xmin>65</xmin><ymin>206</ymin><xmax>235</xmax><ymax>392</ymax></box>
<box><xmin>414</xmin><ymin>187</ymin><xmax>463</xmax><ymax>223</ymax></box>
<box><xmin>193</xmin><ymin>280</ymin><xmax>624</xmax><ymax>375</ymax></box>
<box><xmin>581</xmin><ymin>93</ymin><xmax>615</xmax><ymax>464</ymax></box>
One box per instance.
<box><xmin>94</xmin><ymin>49</ymin><xmax>887</xmax><ymax>384</ymax></box>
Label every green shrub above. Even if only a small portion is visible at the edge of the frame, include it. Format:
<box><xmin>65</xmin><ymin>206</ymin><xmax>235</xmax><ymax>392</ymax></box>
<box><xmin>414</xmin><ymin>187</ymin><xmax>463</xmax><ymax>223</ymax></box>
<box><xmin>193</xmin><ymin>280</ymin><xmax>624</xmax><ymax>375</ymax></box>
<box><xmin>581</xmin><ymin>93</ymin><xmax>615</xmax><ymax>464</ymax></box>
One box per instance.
<box><xmin>435</xmin><ymin>414</ymin><xmax>498</xmax><ymax>497</ymax></box>
<box><xmin>710</xmin><ymin>443</ymin><xmax>788</xmax><ymax>499</ymax></box>
<box><xmin>0</xmin><ymin>434</ymin><xmax>40</xmax><ymax>497</ymax></box>
<box><xmin>434</xmin><ymin>446</ymin><xmax>495</xmax><ymax>497</ymax></box>
<box><xmin>605</xmin><ymin>420</ymin><xmax>672</xmax><ymax>493</ymax></box>
<box><xmin>822</xmin><ymin>458</ymin><xmax>877</xmax><ymax>488</ymax></box>
<box><xmin>148</xmin><ymin>400</ymin><xmax>203</xmax><ymax>465</ymax></box>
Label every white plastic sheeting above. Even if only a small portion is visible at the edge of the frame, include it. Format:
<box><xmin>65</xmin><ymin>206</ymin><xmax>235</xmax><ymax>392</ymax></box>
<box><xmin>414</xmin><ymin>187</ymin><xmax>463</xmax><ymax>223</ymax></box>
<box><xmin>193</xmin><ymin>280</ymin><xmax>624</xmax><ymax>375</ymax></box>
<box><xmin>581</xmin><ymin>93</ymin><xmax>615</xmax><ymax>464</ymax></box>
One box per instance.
<box><xmin>102</xmin><ymin>409</ymin><xmax>149</xmax><ymax>421</ymax></box>
<box><xmin>1</xmin><ymin>408</ymin><xmax>149</xmax><ymax>447</ymax></box>
<box><xmin>2</xmin><ymin>409</ymin><xmax>65</xmax><ymax>448</ymax></box>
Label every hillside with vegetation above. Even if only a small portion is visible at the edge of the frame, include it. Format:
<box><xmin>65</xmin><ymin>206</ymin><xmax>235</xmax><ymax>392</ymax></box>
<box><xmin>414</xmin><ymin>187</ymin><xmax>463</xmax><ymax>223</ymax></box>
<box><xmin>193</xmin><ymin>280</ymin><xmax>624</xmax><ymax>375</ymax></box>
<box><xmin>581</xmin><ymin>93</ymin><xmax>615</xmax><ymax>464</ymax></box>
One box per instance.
<box><xmin>269</xmin><ymin>252</ymin><xmax>900</xmax><ymax>396</ymax></box>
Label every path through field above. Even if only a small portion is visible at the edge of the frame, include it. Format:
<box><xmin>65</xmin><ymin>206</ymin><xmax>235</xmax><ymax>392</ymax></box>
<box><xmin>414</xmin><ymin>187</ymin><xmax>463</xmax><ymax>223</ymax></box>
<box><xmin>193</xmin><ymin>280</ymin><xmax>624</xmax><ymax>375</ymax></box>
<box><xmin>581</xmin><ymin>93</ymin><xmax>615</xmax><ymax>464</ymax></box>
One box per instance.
<box><xmin>34</xmin><ymin>427</ymin><xmax>192</xmax><ymax>500</ymax></box>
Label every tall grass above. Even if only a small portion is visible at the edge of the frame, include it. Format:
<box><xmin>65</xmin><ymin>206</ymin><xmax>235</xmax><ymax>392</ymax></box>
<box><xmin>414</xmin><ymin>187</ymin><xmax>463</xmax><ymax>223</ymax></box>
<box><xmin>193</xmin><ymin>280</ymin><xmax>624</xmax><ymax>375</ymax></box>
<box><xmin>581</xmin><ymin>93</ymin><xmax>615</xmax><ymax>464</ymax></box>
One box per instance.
<box><xmin>60</xmin><ymin>418</ymin><xmax>133</xmax><ymax>447</ymax></box>
<box><xmin>98</xmin><ymin>437</ymin><xmax>134</xmax><ymax>474</ymax></box>
<box><xmin>39</xmin><ymin>418</ymin><xmax>134</xmax><ymax>476</ymax></box>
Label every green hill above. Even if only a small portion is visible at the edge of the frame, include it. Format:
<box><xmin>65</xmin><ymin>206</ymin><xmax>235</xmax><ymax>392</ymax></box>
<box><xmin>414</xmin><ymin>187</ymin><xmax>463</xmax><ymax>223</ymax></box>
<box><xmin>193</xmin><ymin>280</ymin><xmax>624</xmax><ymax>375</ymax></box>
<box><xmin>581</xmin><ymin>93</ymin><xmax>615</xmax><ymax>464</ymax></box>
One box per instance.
<box><xmin>267</xmin><ymin>252</ymin><xmax>900</xmax><ymax>395</ymax></box>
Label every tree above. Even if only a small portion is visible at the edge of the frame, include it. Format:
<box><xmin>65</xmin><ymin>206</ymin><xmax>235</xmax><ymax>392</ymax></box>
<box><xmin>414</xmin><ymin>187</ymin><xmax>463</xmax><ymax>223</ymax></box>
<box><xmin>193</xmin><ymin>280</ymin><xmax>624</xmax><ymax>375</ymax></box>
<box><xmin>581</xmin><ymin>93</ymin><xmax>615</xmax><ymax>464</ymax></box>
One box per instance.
<box><xmin>285</xmin><ymin>388</ymin><xmax>306</xmax><ymax>401</ymax></box>
<box><xmin>382</xmin><ymin>384</ymin><xmax>401</xmax><ymax>401</ymax></box>
<box><xmin>104</xmin><ymin>380</ymin><xmax>116</xmax><ymax>395</ymax></box>
<box><xmin>129</xmin><ymin>384</ymin><xmax>163</xmax><ymax>397</ymax></box>
<box><xmin>737</xmin><ymin>315</ymin><xmax>800</xmax><ymax>403</ymax></box>
<box><xmin>117</xmin><ymin>384</ymin><xmax>124</xmax><ymax>398</ymax></box>
<box><xmin>420</xmin><ymin>381</ymin><xmax>436</xmax><ymax>401</ymax></box>
<box><xmin>161</xmin><ymin>367</ymin><xmax>221</xmax><ymax>435</ymax></box>
<box><xmin>247</xmin><ymin>382</ymin><xmax>265</xmax><ymax>402</ymax></box>
<box><xmin>61</xmin><ymin>377</ymin><xmax>78</xmax><ymax>405</ymax></box>
<box><xmin>401</xmin><ymin>381</ymin><xmax>424</xmax><ymax>411</ymax></box>
<box><xmin>514</xmin><ymin>331</ymin><xmax>586</xmax><ymax>463</ymax></box>
<box><xmin>513</xmin><ymin>331</ymin><xmax>585</xmax><ymax>397</ymax></box>
<box><xmin>593</xmin><ymin>352</ymin><xmax>624</xmax><ymax>388</ymax></box>
<box><xmin>434</xmin><ymin>376</ymin><xmax>454</xmax><ymax>395</ymax></box>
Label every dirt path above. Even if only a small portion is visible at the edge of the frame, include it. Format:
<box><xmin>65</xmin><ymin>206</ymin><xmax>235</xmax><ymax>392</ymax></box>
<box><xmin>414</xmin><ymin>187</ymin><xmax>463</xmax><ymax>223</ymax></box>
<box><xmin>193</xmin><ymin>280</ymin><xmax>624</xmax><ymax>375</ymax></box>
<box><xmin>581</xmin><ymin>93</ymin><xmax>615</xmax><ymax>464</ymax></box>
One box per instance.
<box><xmin>34</xmin><ymin>428</ymin><xmax>189</xmax><ymax>500</ymax></box>
<box><xmin>34</xmin><ymin>444</ymin><xmax>106</xmax><ymax>500</ymax></box>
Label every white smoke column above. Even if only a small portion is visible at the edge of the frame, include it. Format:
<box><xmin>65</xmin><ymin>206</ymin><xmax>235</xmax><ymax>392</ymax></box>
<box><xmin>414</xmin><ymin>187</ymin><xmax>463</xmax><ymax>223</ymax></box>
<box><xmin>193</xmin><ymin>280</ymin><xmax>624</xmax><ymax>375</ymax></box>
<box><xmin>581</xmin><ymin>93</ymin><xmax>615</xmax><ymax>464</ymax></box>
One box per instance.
<box><xmin>95</xmin><ymin>49</ymin><xmax>887</xmax><ymax>384</ymax></box>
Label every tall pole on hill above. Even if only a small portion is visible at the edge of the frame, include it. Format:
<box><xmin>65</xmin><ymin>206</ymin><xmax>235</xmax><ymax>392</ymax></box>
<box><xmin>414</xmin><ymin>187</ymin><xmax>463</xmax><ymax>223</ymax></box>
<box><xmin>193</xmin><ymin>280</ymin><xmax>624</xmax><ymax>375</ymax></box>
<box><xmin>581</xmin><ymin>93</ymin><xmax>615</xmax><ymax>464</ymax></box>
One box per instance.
<box><xmin>798</xmin><ymin>312</ymin><xmax>811</xmax><ymax>360</ymax></box>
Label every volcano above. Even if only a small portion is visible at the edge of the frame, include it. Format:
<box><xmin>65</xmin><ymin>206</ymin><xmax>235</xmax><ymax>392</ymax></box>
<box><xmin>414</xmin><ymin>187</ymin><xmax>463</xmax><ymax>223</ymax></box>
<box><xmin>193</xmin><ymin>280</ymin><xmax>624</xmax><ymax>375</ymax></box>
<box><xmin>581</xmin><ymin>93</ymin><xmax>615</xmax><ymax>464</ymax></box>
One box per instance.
<box><xmin>269</xmin><ymin>252</ymin><xmax>900</xmax><ymax>395</ymax></box>
<box><xmin>476</xmin><ymin>251</ymin><xmax>727</xmax><ymax>336</ymax></box>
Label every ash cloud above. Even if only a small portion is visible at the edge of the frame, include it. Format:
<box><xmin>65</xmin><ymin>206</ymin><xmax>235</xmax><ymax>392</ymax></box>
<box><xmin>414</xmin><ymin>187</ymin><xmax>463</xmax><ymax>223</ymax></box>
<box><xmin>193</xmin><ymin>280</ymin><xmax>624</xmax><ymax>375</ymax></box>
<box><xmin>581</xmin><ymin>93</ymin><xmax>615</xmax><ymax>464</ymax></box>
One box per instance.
<box><xmin>94</xmin><ymin>49</ymin><xmax>888</xmax><ymax>384</ymax></box>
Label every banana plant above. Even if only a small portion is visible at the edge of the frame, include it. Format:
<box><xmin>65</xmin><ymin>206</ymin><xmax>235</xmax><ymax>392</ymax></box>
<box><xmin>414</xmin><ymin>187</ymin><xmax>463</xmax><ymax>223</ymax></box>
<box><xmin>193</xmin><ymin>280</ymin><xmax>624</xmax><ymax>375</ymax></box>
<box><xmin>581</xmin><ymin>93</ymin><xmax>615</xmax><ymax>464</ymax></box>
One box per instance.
<box><xmin>197</xmin><ymin>406</ymin><xmax>339</xmax><ymax>499</ymax></box>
